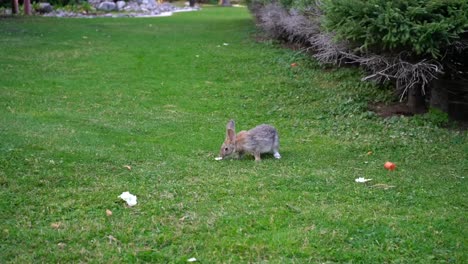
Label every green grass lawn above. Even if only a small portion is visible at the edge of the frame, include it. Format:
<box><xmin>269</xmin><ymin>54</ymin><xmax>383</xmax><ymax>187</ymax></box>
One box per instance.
<box><xmin>1</xmin><ymin>7</ymin><xmax>467</xmax><ymax>263</ymax></box>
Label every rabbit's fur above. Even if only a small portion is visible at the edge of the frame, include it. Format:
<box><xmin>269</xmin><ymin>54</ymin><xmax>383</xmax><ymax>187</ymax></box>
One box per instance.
<box><xmin>219</xmin><ymin>120</ymin><xmax>281</xmax><ymax>161</ymax></box>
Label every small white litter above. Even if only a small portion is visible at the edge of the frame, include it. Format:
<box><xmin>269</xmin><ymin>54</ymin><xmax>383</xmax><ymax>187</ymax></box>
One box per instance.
<box><xmin>187</xmin><ymin>257</ymin><xmax>197</xmax><ymax>262</ymax></box>
<box><xmin>355</xmin><ymin>177</ymin><xmax>372</xmax><ymax>183</ymax></box>
<box><xmin>214</xmin><ymin>157</ymin><xmax>223</xmax><ymax>161</ymax></box>
<box><xmin>119</xmin><ymin>192</ymin><xmax>137</xmax><ymax>207</ymax></box>
<box><xmin>223</xmin><ymin>43</ymin><xmax>229</xmax><ymax>46</ymax></box>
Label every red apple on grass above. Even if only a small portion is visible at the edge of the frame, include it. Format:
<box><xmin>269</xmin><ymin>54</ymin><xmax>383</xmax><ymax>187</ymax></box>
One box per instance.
<box><xmin>384</xmin><ymin>161</ymin><xmax>396</xmax><ymax>171</ymax></box>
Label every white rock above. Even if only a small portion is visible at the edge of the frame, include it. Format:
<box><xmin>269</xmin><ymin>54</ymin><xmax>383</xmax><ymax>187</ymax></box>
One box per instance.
<box><xmin>116</xmin><ymin>1</ymin><xmax>126</xmax><ymax>10</ymax></box>
<box><xmin>37</xmin><ymin>3</ymin><xmax>54</xmax><ymax>13</ymax></box>
<box><xmin>98</xmin><ymin>1</ymin><xmax>117</xmax><ymax>12</ymax></box>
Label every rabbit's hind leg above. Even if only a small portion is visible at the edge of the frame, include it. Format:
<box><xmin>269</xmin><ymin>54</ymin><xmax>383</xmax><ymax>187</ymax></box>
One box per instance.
<box><xmin>273</xmin><ymin>134</ymin><xmax>281</xmax><ymax>159</ymax></box>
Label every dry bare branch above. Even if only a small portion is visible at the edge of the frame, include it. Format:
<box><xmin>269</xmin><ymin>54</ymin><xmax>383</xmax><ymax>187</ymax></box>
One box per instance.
<box><xmin>309</xmin><ymin>33</ymin><xmax>349</xmax><ymax>65</ymax></box>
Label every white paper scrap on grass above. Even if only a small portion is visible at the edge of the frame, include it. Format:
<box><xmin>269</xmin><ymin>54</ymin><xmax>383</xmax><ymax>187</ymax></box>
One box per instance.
<box><xmin>119</xmin><ymin>192</ymin><xmax>137</xmax><ymax>206</ymax></box>
<box><xmin>355</xmin><ymin>177</ymin><xmax>372</xmax><ymax>183</ymax></box>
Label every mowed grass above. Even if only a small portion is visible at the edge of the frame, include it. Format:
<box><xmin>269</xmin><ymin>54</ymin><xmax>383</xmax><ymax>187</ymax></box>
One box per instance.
<box><xmin>0</xmin><ymin>7</ymin><xmax>467</xmax><ymax>263</ymax></box>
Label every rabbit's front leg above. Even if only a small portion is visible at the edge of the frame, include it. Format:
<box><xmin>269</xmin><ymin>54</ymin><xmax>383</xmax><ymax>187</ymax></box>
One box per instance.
<box><xmin>254</xmin><ymin>152</ymin><xmax>261</xmax><ymax>162</ymax></box>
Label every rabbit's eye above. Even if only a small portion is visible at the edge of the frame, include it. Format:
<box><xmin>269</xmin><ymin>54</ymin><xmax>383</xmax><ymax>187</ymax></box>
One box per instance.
<box><xmin>224</xmin><ymin>148</ymin><xmax>229</xmax><ymax>151</ymax></box>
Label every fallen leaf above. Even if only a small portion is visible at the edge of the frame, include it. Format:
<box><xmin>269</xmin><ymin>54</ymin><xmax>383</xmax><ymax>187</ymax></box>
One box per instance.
<box><xmin>106</xmin><ymin>209</ymin><xmax>113</xmax><ymax>216</ymax></box>
<box><xmin>290</xmin><ymin>62</ymin><xmax>298</xmax><ymax>67</ymax></box>
<box><xmin>305</xmin><ymin>224</ymin><xmax>316</xmax><ymax>232</ymax></box>
<box><xmin>108</xmin><ymin>235</ymin><xmax>118</xmax><ymax>244</ymax></box>
<box><xmin>57</xmin><ymin>242</ymin><xmax>66</xmax><ymax>249</ymax></box>
<box><xmin>124</xmin><ymin>165</ymin><xmax>132</xmax><ymax>170</ymax></box>
<box><xmin>51</xmin><ymin>222</ymin><xmax>62</xmax><ymax>229</ymax></box>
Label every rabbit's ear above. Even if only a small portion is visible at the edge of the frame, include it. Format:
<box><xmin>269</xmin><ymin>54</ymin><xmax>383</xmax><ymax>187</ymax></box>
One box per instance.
<box><xmin>226</xmin><ymin>120</ymin><xmax>236</xmax><ymax>143</ymax></box>
<box><xmin>226</xmin><ymin>120</ymin><xmax>235</xmax><ymax>130</ymax></box>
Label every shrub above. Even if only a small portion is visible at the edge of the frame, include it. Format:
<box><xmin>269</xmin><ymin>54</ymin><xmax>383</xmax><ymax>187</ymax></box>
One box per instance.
<box><xmin>250</xmin><ymin>1</ymin><xmax>322</xmax><ymax>44</ymax></box>
<box><xmin>0</xmin><ymin>0</ymin><xmax>13</xmax><ymax>8</ymax></box>
<box><xmin>249</xmin><ymin>0</ymin><xmax>319</xmax><ymax>10</ymax></box>
<box><xmin>322</xmin><ymin>0</ymin><xmax>468</xmax><ymax>59</ymax></box>
<box><xmin>411</xmin><ymin>108</ymin><xmax>450</xmax><ymax>127</ymax></box>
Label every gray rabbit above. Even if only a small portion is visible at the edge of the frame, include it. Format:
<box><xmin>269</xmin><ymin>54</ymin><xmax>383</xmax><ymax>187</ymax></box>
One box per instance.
<box><xmin>218</xmin><ymin>120</ymin><xmax>281</xmax><ymax>161</ymax></box>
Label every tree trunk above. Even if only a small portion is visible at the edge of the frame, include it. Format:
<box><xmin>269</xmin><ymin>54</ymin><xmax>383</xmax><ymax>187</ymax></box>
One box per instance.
<box><xmin>12</xmin><ymin>0</ymin><xmax>19</xmax><ymax>14</ymax></box>
<box><xmin>430</xmin><ymin>79</ymin><xmax>448</xmax><ymax>113</ymax></box>
<box><xmin>24</xmin><ymin>0</ymin><xmax>32</xmax><ymax>15</ymax></box>
<box><xmin>432</xmin><ymin>78</ymin><xmax>468</xmax><ymax>121</ymax></box>
<box><xmin>189</xmin><ymin>0</ymin><xmax>195</xmax><ymax>7</ymax></box>
<box><xmin>406</xmin><ymin>83</ymin><xmax>427</xmax><ymax>114</ymax></box>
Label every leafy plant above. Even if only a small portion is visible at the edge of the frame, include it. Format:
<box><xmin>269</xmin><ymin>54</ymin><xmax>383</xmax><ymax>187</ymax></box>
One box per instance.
<box><xmin>62</xmin><ymin>3</ymin><xmax>78</xmax><ymax>12</ymax></box>
<box><xmin>322</xmin><ymin>0</ymin><xmax>468</xmax><ymax>59</ymax></box>
<box><xmin>31</xmin><ymin>2</ymin><xmax>40</xmax><ymax>12</ymax></box>
<box><xmin>80</xmin><ymin>1</ymin><xmax>93</xmax><ymax>13</ymax></box>
<box><xmin>411</xmin><ymin>107</ymin><xmax>450</xmax><ymax>127</ymax></box>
